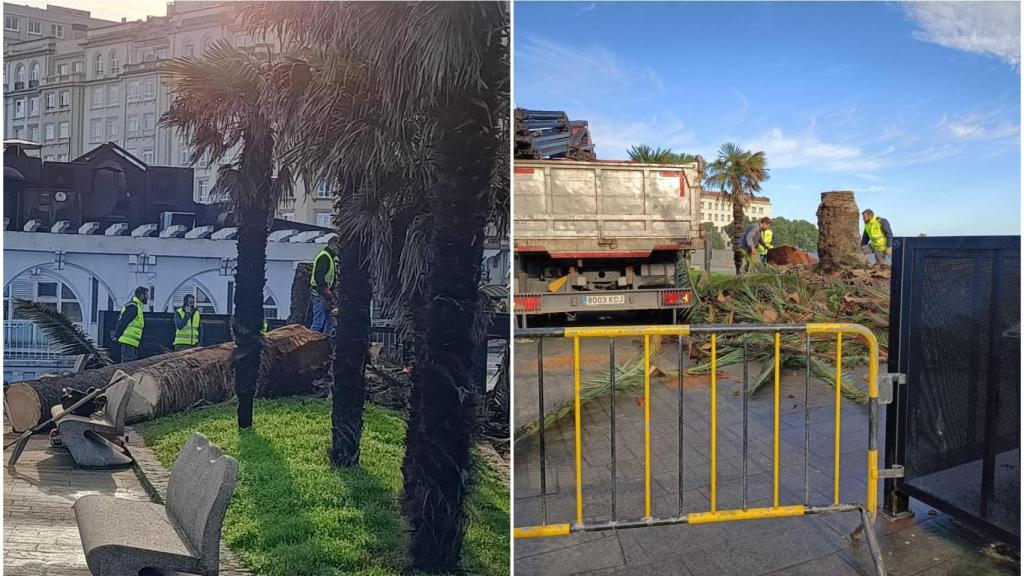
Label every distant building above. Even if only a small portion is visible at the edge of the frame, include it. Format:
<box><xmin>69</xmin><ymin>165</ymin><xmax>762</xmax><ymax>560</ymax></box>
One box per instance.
<box><xmin>3</xmin><ymin>3</ymin><xmax>114</xmax><ymax>52</ymax></box>
<box><xmin>3</xmin><ymin>1</ymin><xmax>332</xmax><ymax>226</ymax></box>
<box><xmin>3</xmin><ymin>140</ymin><xmax>333</xmax><ymax>382</ymax></box>
<box><xmin>699</xmin><ymin>191</ymin><xmax>772</xmax><ymax>226</ymax></box>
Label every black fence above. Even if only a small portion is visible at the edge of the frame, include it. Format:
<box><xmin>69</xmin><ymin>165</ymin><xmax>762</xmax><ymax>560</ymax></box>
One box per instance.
<box><xmin>98</xmin><ymin>311</ymin><xmax>288</xmax><ymax>363</ymax></box>
<box><xmin>885</xmin><ymin>236</ymin><xmax>1020</xmax><ymax>543</ymax></box>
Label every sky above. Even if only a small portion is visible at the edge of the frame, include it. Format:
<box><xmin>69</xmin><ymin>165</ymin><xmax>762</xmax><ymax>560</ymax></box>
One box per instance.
<box><xmin>514</xmin><ymin>1</ymin><xmax>1022</xmax><ymax>236</ymax></box>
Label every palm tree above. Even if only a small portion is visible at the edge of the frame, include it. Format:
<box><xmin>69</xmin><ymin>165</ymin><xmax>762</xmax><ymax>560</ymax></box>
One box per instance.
<box><xmin>627</xmin><ymin>144</ymin><xmax>699</xmax><ymax>165</ymax></box>
<box><xmin>243</xmin><ymin>2</ymin><xmax>508</xmax><ymax>569</ymax></box>
<box><xmin>161</xmin><ymin>41</ymin><xmax>291</xmax><ymax>428</ymax></box>
<box><xmin>703</xmin><ymin>142</ymin><xmax>769</xmax><ymax>274</ymax></box>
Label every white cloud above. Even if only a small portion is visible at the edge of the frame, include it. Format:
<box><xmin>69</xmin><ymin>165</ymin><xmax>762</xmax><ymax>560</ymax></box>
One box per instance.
<box><xmin>516</xmin><ymin>35</ymin><xmax>665</xmax><ymax>103</ymax></box>
<box><xmin>741</xmin><ymin>128</ymin><xmax>892</xmax><ymax>173</ymax></box>
<box><xmin>904</xmin><ymin>2</ymin><xmax>1021</xmax><ymax>70</ymax></box>
<box><xmin>937</xmin><ymin>112</ymin><xmax>1020</xmax><ymax>141</ymax></box>
<box><xmin>582</xmin><ymin>113</ymin><xmax>698</xmax><ymax>159</ymax></box>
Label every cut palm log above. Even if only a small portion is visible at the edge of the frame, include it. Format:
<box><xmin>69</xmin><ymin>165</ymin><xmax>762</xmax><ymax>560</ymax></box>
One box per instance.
<box><xmin>5</xmin><ymin>324</ymin><xmax>329</xmax><ymax>431</ymax></box>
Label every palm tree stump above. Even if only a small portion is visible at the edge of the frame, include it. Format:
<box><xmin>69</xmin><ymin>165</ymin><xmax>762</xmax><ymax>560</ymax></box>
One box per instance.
<box><xmin>816</xmin><ymin>191</ymin><xmax>863</xmax><ymax>272</ymax></box>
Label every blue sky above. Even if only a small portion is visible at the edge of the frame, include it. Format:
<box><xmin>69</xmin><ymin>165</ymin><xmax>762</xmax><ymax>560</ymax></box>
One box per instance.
<box><xmin>514</xmin><ymin>1</ymin><xmax>1021</xmax><ymax>236</ymax></box>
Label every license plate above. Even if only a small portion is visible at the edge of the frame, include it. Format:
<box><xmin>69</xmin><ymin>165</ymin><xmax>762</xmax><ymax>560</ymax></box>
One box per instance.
<box><xmin>583</xmin><ymin>295</ymin><xmax>626</xmax><ymax>306</ymax></box>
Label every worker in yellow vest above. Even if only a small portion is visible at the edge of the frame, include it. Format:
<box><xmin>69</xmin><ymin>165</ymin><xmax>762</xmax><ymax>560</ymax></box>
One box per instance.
<box><xmin>860</xmin><ymin>209</ymin><xmax>894</xmax><ymax>266</ymax></box>
<box><xmin>757</xmin><ymin>226</ymin><xmax>774</xmax><ymax>264</ymax></box>
<box><xmin>112</xmin><ymin>286</ymin><xmax>149</xmax><ymax>363</ymax></box>
<box><xmin>309</xmin><ymin>242</ymin><xmax>339</xmax><ymax>334</ymax></box>
<box><xmin>172</xmin><ymin>294</ymin><xmax>201</xmax><ymax>351</ymax></box>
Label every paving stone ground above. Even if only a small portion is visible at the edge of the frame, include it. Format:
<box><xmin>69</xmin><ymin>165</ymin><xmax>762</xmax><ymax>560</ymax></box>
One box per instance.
<box><xmin>514</xmin><ymin>336</ymin><xmax>1021</xmax><ymax>576</ymax></box>
<box><xmin>4</xmin><ymin>421</ymin><xmax>251</xmax><ymax>576</ymax></box>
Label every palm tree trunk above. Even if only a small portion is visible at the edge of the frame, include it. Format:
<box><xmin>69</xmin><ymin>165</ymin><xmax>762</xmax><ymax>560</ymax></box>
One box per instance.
<box><xmin>402</xmin><ymin>106</ymin><xmax>489</xmax><ymax>570</ymax></box>
<box><xmin>732</xmin><ymin>194</ymin><xmax>746</xmax><ymax>274</ymax></box>
<box><xmin>329</xmin><ymin>240</ymin><xmax>371</xmax><ymax>467</ymax></box>
<box><xmin>232</xmin><ymin>208</ymin><xmax>269</xmax><ymax>429</ymax></box>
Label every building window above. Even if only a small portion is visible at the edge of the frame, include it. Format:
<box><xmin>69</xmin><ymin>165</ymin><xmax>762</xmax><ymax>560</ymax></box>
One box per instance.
<box><xmin>73</xmin><ymin>61</ymin><xmax>83</xmax><ymax>73</ymax></box>
<box><xmin>94</xmin><ymin>54</ymin><xmax>104</xmax><ymax>76</ymax></box>
<box><xmin>45</xmin><ymin>93</ymin><xmax>56</xmax><ymax>109</ymax></box>
<box><xmin>127</xmin><ymin>81</ymin><xmax>139</xmax><ymax>100</ymax></box>
<box><xmin>234</xmin><ymin>33</ymin><xmax>248</xmax><ymax>47</ymax></box>
<box><xmin>106</xmin><ymin>118</ymin><xmax>118</xmax><ymax>138</ymax></box>
<box><xmin>27</xmin><ymin>19</ymin><xmax>41</xmax><ymax>35</ymax></box>
<box><xmin>50</xmin><ymin>24</ymin><xmax>64</xmax><ymax>38</ymax></box>
<box><xmin>166</xmin><ymin>282</ymin><xmax>217</xmax><ymax>315</ymax></box>
<box><xmin>59</xmin><ymin>121</ymin><xmax>69</xmax><ymax>139</ymax></box>
<box><xmin>201</xmin><ymin>35</ymin><xmax>212</xmax><ymax>53</ymax></box>
<box><xmin>5</xmin><ymin>16</ymin><xmax>19</xmax><ymax>31</ymax></box>
<box><xmin>127</xmin><ymin>115</ymin><xmax>138</xmax><ymax>134</ymax></box>
<box><xmin>92</xmin><ymin>87</ymin><xmax>104</xmax><ymax>107</ymax></box>
<box><xmin>107</xmin><ymin>85</ymin><xmax>119</xmax><ymax>104</ymax></box>
<box><xmin>15</xmin><ymin>64</ymin><xmax>24</xmax><ymax>84</ymax></box>
<box><xmin>44</xmin><ymin>123</ymin><xmax>55</xmax><ymax>141</ymax></box>
<box><xmin>316</xmin><ymin>179</ymin><xmax>330</xmax><ymax>198</ymax></box>
<box><xmin>155</xmin><ymin>48</ymin><xmax>167</xmax><ymax>60</ymax></box>
<box><xmin>5</xmin><ymin>278</ymin><xmax>82</xmax><ymax>323</ymax></box>
<box><xmin>263</xmin><ymin>294</ymin><xmax>278</xmax><ymax>320</ymax></box>
<box><xmin>90</xmin><ymin>119</ymin><xmax>103</xmax><ymax>141</ymax></box>
<box><xmin>315</xmin><ymin>212</ymin><xmax>332</xmax><ymax>228</ymax></box>
<box><xmin>58</xmin><ymin>154</ymin><xmax>68</xmax><ymax>162</ymax></box>
<box><xmin>143</xmin><ymin>79</ymin><xmax>155</xmax><ymax>99</ymax></box>
<box><xmin>143</xmin><ymin>113</ymin><xmax>155</xmax><ymax>131</ymax></box>
<box><xmin>110</xmin><ymin>51</ymin><xmax>119</xmax><ymax>71</ymax></box>
<box><xmin>29</xmin><ymin>62</ymin><xmax>40</xmax><ymax>82</ymax></box>
<box><xmin>179</xmin><ymin>141</ymin><xmax>190</xmax><ymax>165</ymax></box>
<box><xmin>142</xmin><ymin>148</ymin><xmax>154</xmax><ymax>164</ymax></box>
<box><xmin>14</xmin><ymin>99</ymin><xmax>25</xmax><ymax>118</ymax></box>
<box><xmin>29</xmin><ymin>125</ymin><xmax>39</xmax><ymax>142</ymax></box>
<box><xmin>44</xmin><ymin>154</ymin><xmax>55</xmax><ymax>162</ymax></box>
<box><xmin>57</xmin><ymin>62</ymin><xmax>69</xmax><ymax>75</ymax></box>
<box><xmin>197</xmin><ymin>178</ymin><xmax>210</xmax><ymax>202</ymax></box>
<box><xmin>281</xmin><ymin>212</ymin><xmax>294</xmax><ymax>221</ymax></box>
<box><xmin>60</xmin><ymin>90</ymin><xmax>70</xmax><ymax>108</ymax></box>
<box><xmin>183</xmin><ymin>42</ymin><xmax>194</xmax><ymax>57</ymax></box>
<box><xmin>13</xmin><ymin>126</ymin><xmax>24</xmax><ymax>139</ymax></box>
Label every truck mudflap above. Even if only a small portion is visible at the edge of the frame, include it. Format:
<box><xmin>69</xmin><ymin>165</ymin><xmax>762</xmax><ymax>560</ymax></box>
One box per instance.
<box><xmin>514</xmin><ymin>288</ymin><xmax>695</xmax><ymax>316</ymax></box>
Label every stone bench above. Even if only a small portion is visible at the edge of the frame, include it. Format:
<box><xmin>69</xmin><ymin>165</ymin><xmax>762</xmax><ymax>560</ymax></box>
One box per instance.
<box><xmin>74</xmin><ymin>433</ymin><xmax>239</xmax><ymax>576</ymax></box>
<box><xmin>52</xmin><ymin>370</ymin><xmax>136</xmax><ymax>468</ymax></box>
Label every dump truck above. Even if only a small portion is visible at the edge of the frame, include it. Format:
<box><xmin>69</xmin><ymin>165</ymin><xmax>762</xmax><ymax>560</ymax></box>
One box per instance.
<box><xmin>513</xmin><ymin>158</ymin><xmax>704</xmax><ymax>325</ymax></box>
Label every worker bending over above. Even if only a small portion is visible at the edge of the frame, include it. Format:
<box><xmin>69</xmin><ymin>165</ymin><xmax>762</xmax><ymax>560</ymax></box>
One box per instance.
<box><xmin>739</xmin><ymin>217</ymin><xmax>772</xmax><ymax>274</ymax></box>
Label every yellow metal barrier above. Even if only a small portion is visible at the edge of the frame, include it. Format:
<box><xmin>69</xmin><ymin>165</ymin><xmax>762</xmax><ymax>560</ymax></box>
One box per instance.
<box><xmin>516</xmin><ymin>322</ymin><xmax>886</xmax><ymax>576</ymax></box>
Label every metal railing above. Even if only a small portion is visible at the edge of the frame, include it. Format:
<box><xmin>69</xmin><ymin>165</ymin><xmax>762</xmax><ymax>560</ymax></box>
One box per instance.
<box><xmin>514</xmin><ymin>323</ymin><xmax>889</xmax><ymax>576</ymax></box>
<box><xmin>2</xmin><ymin>320</ymin><xmax>86</xmax><ymax>360</ymax></box>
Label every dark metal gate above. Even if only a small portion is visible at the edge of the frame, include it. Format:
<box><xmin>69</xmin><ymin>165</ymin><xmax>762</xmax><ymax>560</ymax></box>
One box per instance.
<box><xmin>884</xmin><ymin>236</ymin><xmax>1020</xmax><ymax>544</ymax></box>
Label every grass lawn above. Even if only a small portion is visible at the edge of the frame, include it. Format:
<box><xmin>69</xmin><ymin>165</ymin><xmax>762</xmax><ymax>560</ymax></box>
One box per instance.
<box><xmin>137</xmin><ymin>398</ymin><xmax>509</xmax><ymax>576</ymax></box>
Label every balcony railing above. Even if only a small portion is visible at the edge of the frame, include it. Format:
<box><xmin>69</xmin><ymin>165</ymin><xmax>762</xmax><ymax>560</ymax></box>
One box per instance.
<box><xmin>3</xmin><ymin>320</ymin><xmax>91</xmax><ymax>360</ymax></box>
<box><xmin>45</xmin><ymin>72</ymin><xmax>84</xmax><ymax>84</ymax></box>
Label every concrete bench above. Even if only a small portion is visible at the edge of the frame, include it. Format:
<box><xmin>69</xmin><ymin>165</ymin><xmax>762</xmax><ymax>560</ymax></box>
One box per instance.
<box><xmin>74</xmin><ymin>433</ymin><xmax>239</xmax><ymax>576</ymax></box>
<box><xmin>52</xmin><ymin>370</ymin><xmax>136</xmax><ymax>468</ymax></box>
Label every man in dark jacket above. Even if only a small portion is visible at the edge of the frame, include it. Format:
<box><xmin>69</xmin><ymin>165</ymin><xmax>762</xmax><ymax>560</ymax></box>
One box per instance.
<box><xmin>112</xmin><ymin>286</ymin><xmax>149</xmax><ymax>363</ymax></box>
<box><xmin>860</xmin><ymin>209</ymin><xmax>894</xmax><ymax>266</ymax></box>
<box><xmin>738</xmin><ymin>217</ymin><xmax>771</xmax><ymax>274</ymax></box>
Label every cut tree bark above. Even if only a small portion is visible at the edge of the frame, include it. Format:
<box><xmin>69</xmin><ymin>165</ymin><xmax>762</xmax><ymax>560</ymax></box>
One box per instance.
<box><xmin>289</xmin><ymin>262</ymin><xmax>313</xmax><ymax>326</ymax></box>
<box><xmin>766</xmin><ymin>245</ymin><xmax>817</xmax><ymax>266</ymax></box>
<box><xmin>5</xmin><ymin>324</ymin><xmax>330</xmax><ymax>432</ymax></box>
<box><xmin>816</xmin><ymin>191</ymin><xmax>863</xmax><ymax>272</ymax></box>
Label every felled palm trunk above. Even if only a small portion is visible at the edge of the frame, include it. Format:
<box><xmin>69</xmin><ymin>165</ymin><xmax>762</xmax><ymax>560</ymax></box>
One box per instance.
<box><xmin>5</xmin><ymin>325</ymin><xmax>330</xmax><ymax>431</ymax></box>
<box><xmin>816</xmin><ymin>191</ymin><xmax>862</xmax><ymax>272</ymax></box>
<box><xmin>329</xmin><ymin>238</ymin><xmax>372</xmax><ymax>467</ymax></box>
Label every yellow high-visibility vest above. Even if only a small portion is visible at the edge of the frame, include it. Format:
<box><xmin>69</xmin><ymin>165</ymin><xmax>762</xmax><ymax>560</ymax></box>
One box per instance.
<box><xmin>173</xmin><ymin>307</ymin><xmax>200</xmax><ymax>346</ymax></box>
<box><xmin>865</xmin><ymin>217</ymin><xmax>888</xmax><ymax>251</ymax></box>
<box><xmin>309</xmin><ymin>249</ymin><xmax>336</xmax><ymax>288</ymax></box>
<box><xmin>117</xmin><ymin>297</ymin><xmax>145</xmax><ymax>348</ymax></box>
<box><xmin>757</xmin><ymin>229</ymin><xmax>774</xmax><ymax>255</ymax></box>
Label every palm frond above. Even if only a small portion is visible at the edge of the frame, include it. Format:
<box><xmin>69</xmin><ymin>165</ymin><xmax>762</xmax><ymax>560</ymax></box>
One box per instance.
<box><xmin>12</xmin><ymin>298</ymin><xmax>112</xmax><ymax>366</ymax></box>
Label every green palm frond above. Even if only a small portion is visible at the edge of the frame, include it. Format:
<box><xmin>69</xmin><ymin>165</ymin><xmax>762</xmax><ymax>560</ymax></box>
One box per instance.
<box><xmin>12</xmin><ymin>298</ymin><xmax>112</xmax><ymax>367</ymax></box>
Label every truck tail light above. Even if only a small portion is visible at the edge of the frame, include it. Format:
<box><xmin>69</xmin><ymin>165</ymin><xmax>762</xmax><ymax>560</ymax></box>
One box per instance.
<box><xmin>661</xmin><ymin>290</ymin><xmax>692</xmax><ymax>307</ymax></box>
<box><xmin>515</xmin><ymin>295</ymin><xmax>542</xmax><ymax>312</ymax></box>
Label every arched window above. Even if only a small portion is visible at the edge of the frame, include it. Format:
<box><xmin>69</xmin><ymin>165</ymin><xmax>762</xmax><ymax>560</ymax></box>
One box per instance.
<box><xmin>15</xmin><ymin>64</ymin><xmax>25</xmax><ymax>84</ymax></box>
<box><xmin>109</xmin><ymin>50</ymin><xmax>119</xmax><ymax>71</ymax></box>
<box><xmin>183</xmin><ymin>40</ymin><xmax>195</xmax><ymax>58</ymax></box>
<box><xmin>165</xmin><ymin>281</ymin><xmax>217</xmax><ymax>315</ymax></box>
<box><xmin>200</xmin><ymin>34</ymin><xmax>212</xmax><ymax>54</ymax></box>
<box><xmin>94</xmin><ymin>53</ymin><xmax>103</xmax><ymax>76</ymax></box>
<box><xmin>29</xmin><ymin>62</ymin><xmax>39</xmax><ymax>82</ymax></box>
<box><xmin>264</xmin><ymin>293</ymin><xmax>278</xmax><ymax>319</ymax></box>
<box><xmin>4</xmin><ymin>275</ymin><xmax>82</xmax><ymax>323</ymax></box>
